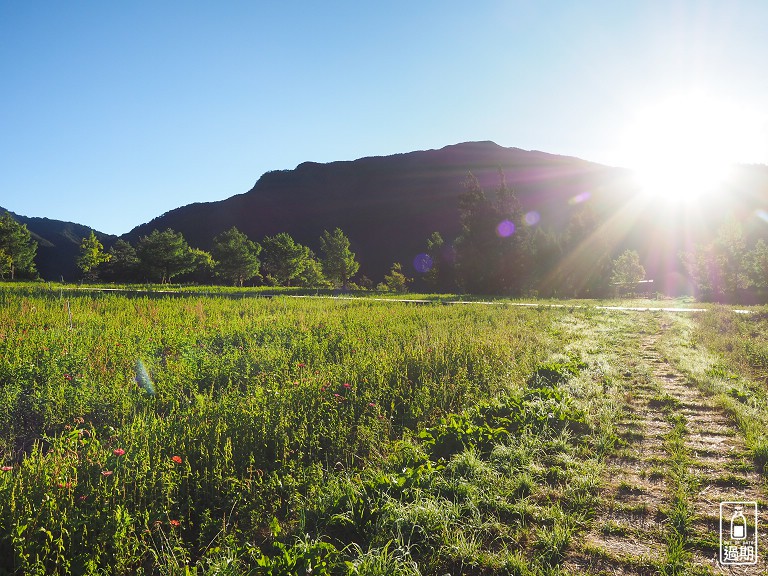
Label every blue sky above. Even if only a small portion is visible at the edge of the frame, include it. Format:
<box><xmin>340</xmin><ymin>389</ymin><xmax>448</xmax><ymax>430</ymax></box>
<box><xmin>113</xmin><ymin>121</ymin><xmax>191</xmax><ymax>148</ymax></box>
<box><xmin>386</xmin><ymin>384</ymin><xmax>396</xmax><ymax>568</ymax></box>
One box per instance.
<box><xmin>1</xmin><ymin>1</ymin><xmax>767</xmax><ymax>235</ymax></box>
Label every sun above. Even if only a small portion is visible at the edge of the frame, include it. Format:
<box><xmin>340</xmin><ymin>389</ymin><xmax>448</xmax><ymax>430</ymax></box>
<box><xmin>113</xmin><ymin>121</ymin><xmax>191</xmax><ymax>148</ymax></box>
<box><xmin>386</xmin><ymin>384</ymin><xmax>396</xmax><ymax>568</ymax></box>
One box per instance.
<box><xmin>620</xmin><ymin>93</ymin><xmax>765</xmax><ymax>202</ymax></box>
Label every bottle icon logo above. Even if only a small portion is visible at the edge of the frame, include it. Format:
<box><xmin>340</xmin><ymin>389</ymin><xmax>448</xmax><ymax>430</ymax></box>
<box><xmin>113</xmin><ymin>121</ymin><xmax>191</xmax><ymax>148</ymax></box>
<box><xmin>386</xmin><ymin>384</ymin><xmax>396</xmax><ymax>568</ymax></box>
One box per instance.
<box><xmin>720</xmin><ymin>501</ymin><xmax>758</xmax><ymax>566</ymax></box>
<box><xmin>731</xmin><ymin>506</ymin><xmax>747</xmax><ymax>540</ymax></box>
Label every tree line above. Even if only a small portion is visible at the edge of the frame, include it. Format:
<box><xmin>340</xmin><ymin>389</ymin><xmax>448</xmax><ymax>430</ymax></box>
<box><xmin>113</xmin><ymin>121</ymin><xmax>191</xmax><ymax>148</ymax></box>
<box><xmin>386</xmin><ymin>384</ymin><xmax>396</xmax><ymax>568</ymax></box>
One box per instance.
<box><xmin>4</xmin><ymin>168</ymin><xmax>766</xmax><ymax>301</ymax></box>
<box><xmin>79</xmin><ymin>227</ymin><xmax>363</xmax><ymax>289</ymax></box>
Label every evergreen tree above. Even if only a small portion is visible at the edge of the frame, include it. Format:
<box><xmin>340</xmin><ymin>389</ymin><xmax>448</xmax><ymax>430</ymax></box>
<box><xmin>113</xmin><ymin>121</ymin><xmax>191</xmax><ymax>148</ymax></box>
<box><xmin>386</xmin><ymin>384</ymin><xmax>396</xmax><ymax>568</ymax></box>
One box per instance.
<box><xmin>0</xmin><ymin>249</ymin><xmax>12</xmax><ymax>280</ymax></box>
<box><xmin>745</xmin><ymin>238</ymin><xmax>768</xmax><ymax>289</ymax></box>
<box><xmin>103</xmin><ymin>239</ymin><xmax>140</xmax><ymax>282</ymax></box>
<box><xmin>492</xmin><ymin>169</ymin><xmax>530</xmax><ymax>295</ymax></box>
<box><xmin>423</xmin><ymin>231</ymin><xmax>444</xmax><ymax>290</ymax></box>
<box><xmin>211</xmin><ymin>227</ymin><xmax>261</xmax><ymax>286</ymax></box>
<box><xmin>261</xmin><ymin>233</ymin><xmax>308</xmax><ymax>286</ymax></box>
<box><xmin>296</xmin><ymin>249</ymin><xmax>329</xmax><ymax>288</ymax></box>
<box><xmin>454</xmin><ymin>172</ymin><xmax>493</xmax><ymax>293</ymax></box>
<box><xmin>136</xmin><ymin>229</ymin><xmax>196</xmax><ymax>283</ymax></box>
<box><xmin>681</xmin><ymin>216</ymin><xmax>749</xmax><ymax>302</ymax></box>
<box><xmin>319</xmin><ymin>228</ymin><xmax>359</xmax><ymax>289</ymax></box>
<box><xmin>77</xmin><ymin>231</ymin><xmax>111</xmax><ymax>280</ymax></box>
<box><xmin>383</xmin><ymin>262</ymin><xmax>410</xmax><ymax>293</ymax></box>
<box><xmin>0</xmin><ymin>211</ymin><xmax>37</xmax><ymax>280</ymax></box>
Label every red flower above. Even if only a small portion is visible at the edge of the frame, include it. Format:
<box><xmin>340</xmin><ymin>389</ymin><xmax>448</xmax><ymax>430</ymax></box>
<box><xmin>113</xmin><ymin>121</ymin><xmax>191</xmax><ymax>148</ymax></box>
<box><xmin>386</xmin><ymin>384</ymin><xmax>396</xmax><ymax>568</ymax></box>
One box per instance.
<box><xmin>343</xmin><ymin>383</ymin><xmax>351</xmax><ymax>389</ymax></box>
<box><xmin>368</xmin><ymin>402</ymin><xmax>376</xmax><ymax>408</ymax></box>
<box><xmin>169</xmin><ymin>519</ymin><xmax>181</xmax><ymax>527</ymax></box>
<box><xmin>64</xmin><ymin>373</ymin><xmax>72</xmax><ymax>381</ymax></box>
<box><xmin>171</xmin><ymin>455</ymin><xmax>182</xmax><ymax>464</ymax></box>
<box><xmin>297</xmin><ymin>363</ymin><xmax>306</xmax><ymax>368</ymax></box>
<box><xmin>113</xmin><ymin>448</ymin><xmax>125</xmax><ymax>456</ymax></box>
<box><xmin>2</xmin><ymin>466</ymin><xmax>13</xmax><ymax>472</ymax></box>
<box><xmin>101</xmin><ymin>470</ymin><xmax>113</xmax><ymax>476</ymax></box>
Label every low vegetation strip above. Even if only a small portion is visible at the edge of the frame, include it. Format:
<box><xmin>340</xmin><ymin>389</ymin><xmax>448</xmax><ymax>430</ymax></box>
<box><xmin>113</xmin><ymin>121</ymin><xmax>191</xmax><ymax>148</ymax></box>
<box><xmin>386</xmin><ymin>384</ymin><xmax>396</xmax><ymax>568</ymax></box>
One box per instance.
<box><xmin>0</xmin><ymin>285</ymin><xmax>765</xmax><ymax>575</ymax></box>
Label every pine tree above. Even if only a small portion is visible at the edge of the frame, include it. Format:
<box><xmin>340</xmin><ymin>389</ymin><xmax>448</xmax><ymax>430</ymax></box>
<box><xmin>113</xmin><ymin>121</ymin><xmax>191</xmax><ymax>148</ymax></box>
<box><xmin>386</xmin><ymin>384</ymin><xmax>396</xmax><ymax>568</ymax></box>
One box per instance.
<box><xmin>261</xmin><ymin>233</ymin><xmax>308</xmax><ymax>286</ymax></box>
<box><xmin>211</xmin><ymin>227</ymin><xmax>261</xmax><ymax>286</ymax></box>
<box><xmin>0</xmin><ymin>211</ymin><xmax>37</xmax><ymax>280</ymax></box>
<box><xmin>319</xmin><ymin>228</ymin><xmax>359</xmax><ymax>289</ymax></box>
<box><xmin>103</xmin><ymin>239</ymin><xmax>140</xmax><ymax>282</ymax></box>
<box><xmin>136</xmin><ymin>229</ymin><xmax>196</xmax><ymax>283</ymax></box>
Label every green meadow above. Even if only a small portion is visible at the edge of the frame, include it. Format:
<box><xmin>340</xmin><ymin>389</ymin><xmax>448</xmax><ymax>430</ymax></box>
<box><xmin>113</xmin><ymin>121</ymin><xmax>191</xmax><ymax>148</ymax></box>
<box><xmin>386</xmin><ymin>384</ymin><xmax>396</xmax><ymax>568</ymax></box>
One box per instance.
<box><xmin>1</xmin><ymin>285</ymin><xmax>766</xmax><ymax>575</ymax></box>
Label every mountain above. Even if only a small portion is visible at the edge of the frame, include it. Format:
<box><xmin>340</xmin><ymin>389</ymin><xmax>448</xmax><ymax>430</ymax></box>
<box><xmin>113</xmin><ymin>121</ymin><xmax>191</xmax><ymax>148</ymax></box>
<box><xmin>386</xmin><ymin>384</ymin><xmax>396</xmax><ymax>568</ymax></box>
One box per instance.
<box><xmin>0</xmin><ymin>209</ymin><xmax>115</xmax><ymax>281</ymax></box>
<box><xmin>124</xmin><ymin>141</ymin><xmax>638</xmax><ymax>285</ymax></box>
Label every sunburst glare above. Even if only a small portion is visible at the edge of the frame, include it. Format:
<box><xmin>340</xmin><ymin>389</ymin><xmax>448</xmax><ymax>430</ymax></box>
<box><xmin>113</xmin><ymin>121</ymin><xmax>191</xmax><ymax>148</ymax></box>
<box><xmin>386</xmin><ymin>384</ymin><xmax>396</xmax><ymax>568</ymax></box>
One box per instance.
<box><xmin>620</xmin><ymin>93</ymin><xmax>766</xmax><ymax>202</ymax></box>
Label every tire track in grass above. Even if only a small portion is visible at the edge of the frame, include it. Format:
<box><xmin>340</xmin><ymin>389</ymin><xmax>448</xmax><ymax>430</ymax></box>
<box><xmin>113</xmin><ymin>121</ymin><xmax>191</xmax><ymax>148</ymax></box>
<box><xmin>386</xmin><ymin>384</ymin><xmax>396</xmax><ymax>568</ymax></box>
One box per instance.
<box><xmin>566</xmin><ymin>316</ymin><xmax>766</xmax><ymax>575</ymax></box>
<box><xmin>644</xmin><ymin>324</ymin><xmax>766</xmax><ymax>575</ymax></box>
<box><xmin>565</xmin><ymin>345</ymin><xmax>672</xmax><ymax>575</ymax></box>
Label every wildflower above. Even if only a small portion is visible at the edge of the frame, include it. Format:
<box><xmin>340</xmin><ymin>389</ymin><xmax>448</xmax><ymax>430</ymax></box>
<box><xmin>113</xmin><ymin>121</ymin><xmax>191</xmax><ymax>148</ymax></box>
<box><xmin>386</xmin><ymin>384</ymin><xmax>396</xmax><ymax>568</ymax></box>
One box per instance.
<box><xmin>297</xmin><ymin>363</ymin><xmax>306</xmax><ymax>368</ymax></box>
<box><xmin>79</xmin><ymin>495</ymin><xmax>87</xmax><ymax>502</ymax></box>
<box><xmin>113</xmin><ymin>448</ymin><xmax>125</xmax><ymax>456</ymax></box>
<box><xmin>101</xmin><ymin>470</ymin><xmax>113</xmax><ymax>477</ymax></box>
<box><xmin>368</xmin><ymin>402</ymin><xmax>376</xmax><ymax>408</ymax></box>
<box><xmin>342</xmin><ymin>383</ymin><xmax>351</xmax><ymax>389</ymax></box>
<box><xmin>64</xmin><ymin>373</ymin><xmax>72</xmax><ymax>381</ymax></box>
<box><xmin>320</xmin><ymin>386</ymin><xmax>326</xmax><ymax>393</ymax></box>
<box><xmin>171</xmin><ymin>455</ymin><xmax>182</xmax><ymax>464</ymax></box>
<box><xmin>1</xmin><ymin>466</ymin><xmax>12</xmax><ymax>472</ymax></box>
<box><xmin>169</xmin><ymin>519</ymin><xmax>180</xmax><ymax>527</ymax></box>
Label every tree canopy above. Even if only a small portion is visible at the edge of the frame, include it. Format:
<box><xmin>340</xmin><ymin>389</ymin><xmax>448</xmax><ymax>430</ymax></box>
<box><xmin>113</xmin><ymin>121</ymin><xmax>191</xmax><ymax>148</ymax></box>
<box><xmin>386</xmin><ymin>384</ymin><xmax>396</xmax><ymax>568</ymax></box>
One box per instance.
<box><xmin>320</xmin><ymin>228</ymin><xmax>359</xmax><ymax>289</ymax></box>
<box><xmin>0</xmin><ymin>212</ymin><xmax>37</xmax><ymax>280</ymax></box>
<box><xmin>77</xmin><ymin>231</ymin><xmax>111</xmax><ymax>279</ymax></box>
<box><xmin>212</xmin><ymin>227</ymin><xmax>261</xmax><ymax>286</ymax></box>
<box><xmin>136</xmin><ymin>229</ymin><xmax>197</xmax><ymax>283</ymax></box>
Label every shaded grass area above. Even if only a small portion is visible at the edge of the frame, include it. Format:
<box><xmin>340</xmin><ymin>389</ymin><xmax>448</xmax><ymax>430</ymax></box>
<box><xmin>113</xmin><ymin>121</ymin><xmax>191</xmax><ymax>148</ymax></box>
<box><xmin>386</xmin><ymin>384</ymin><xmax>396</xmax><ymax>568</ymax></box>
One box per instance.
<box><xmin>0</xmin><ymin>287</ymin><xmax>615</xmax><ymax>574</ymax></box>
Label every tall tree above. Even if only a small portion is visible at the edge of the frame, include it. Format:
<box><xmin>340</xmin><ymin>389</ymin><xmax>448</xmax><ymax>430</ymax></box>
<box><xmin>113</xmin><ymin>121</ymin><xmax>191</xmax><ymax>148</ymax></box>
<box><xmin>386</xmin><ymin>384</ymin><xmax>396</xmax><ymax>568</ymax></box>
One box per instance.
<box><xmin>0</xmin><ymin>249</ymin><xmax>12</xmax><ymax>280</ymax></box>
<box><xmin>745</xmin><ymin>238</ymin><xmax>768</xmax><ymax>289</ymax></box>
<box><xmin>296</xmin><ymin>248</ymin><xmax>329</xmax><ymax>288</ymax></box>
<box><xmin>77</xmin><ymin>231</ymin><xmax>111</xmax><ymax>280</ymax></box>
<box><xmin>0</xmin><ymin>211</ymin><xmax>37</xmax><ymax>280</ymax></box>
<box><xmin>136</xmin><ymin>229</ymin><xmax>196</xmax><ymax>283</ymax></box>
<box><xmin>453</xmin><ymin>172</ymin><xmax>492</xmax><ymax>293</ymax></box>
<box><xmin>423</xmin><ymin>231</ymin><xmax>444</xmax><ymax>290</ymax></box>
<box><xmin>103</xmin><ymin>239</ymin><xmax>140</xmax><ymax>282</ymax></box>
<box><xmin>492</xmin><ymin>169</ymin><xmax>530</xmax><ymax>295</ymax></box>
<box><xmin>261</xmin><ymin>232</ymin><xmax>308</xmax><ymax>286</ymax></box>
<box><xmin>320</xmin><ymin>228</ymin><xmax>359</xmax><ymax>289</ymax></box>
<box><xmin>681</xmin><ymin>216</ymin><xmax>748</xmax><ymax>302</ymax></box>
<box><xmin>211</xmin><ymin>227</ymin><xmax>261</xmax><ymax>286</ymax></box>
<box><xmin>610</xmin><ymin>249</ymin><xmax>645</xmax><ymax>296</ymax></box>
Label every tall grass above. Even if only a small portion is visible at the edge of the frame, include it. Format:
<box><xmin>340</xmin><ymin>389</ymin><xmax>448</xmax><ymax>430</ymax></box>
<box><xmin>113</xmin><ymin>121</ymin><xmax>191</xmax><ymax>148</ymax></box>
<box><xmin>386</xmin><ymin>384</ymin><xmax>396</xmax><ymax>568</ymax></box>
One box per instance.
<box><xmin>0</xmin><ymin>287</ymin><xmax>598</xmax><ymax>574</ymax></box>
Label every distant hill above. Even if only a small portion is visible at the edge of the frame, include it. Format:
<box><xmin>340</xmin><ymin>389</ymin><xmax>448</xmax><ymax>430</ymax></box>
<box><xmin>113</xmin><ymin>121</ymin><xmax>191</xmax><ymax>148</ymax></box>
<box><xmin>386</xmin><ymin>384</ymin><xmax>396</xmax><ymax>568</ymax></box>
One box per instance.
<box><xmin>124</xmin><ymin>141</ymin><xmax>639</xmax><ymax>286</ymax></box>
<box><xmin>0</xmin><ymin>208</ymin><xmax>115</xmax><ymax>281</ymax></box>
<box><xmin>7</xmin><ymin>141</ymin><xmax>768</xmax><ymax>291</ymax></box>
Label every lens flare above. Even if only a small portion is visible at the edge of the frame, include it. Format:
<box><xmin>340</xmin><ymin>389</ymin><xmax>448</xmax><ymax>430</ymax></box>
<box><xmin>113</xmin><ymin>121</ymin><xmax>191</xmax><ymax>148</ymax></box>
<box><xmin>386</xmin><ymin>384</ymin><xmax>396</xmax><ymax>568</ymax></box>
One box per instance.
<box><xmin>496</xmin><ymin>220</ymin><xmax>515</xmax><ymax>237</ymax></box>
<box><xmin>756</xmin><ymin>210</ymin><xmax>768</xmax><ymax>224</ymax></box>
<box><xmin>524</xmin><ymin>211</ymin><xmax>540</xmax><ymax>226</ymax></box>
<box><xmin>568</xmin><ymin>192</ymin><xmax>590</xmax><ymax>205</ymax></box>
<box><xmin>134</xmin><ymin>359</ymin><xmax>156</xmax><ymax>396</ymax></box>
<box><xmin>413</xmin><ymin>253</ymin><xmax>433</xmax><ymax>273</ymax></box>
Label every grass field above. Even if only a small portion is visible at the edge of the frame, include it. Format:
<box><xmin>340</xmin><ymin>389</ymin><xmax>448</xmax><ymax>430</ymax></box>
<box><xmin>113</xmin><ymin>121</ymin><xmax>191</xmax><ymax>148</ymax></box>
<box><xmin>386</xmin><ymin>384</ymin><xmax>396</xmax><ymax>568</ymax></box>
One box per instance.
<box><xmin>0</xmin><ymin>285</ymin><xmax>765</xmax><ymax>575</ymax></box>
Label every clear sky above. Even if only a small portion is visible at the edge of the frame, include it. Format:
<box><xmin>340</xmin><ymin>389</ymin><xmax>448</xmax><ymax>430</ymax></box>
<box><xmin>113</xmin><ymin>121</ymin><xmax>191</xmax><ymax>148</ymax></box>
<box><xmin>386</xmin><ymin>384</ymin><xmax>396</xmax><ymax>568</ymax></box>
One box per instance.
<box><xmin>2</xmin><ymin>1</ymin><xmax>767</xmax><ymax>235</ymax></box>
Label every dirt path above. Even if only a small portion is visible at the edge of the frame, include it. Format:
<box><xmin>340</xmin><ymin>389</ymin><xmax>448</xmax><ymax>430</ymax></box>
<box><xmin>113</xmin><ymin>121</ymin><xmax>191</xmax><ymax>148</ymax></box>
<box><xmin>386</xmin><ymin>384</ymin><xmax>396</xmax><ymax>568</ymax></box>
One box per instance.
<box><xmin>565</xmin><ymin>320</ymin><xmax>765</xmax><ymax>575</ymax></box>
